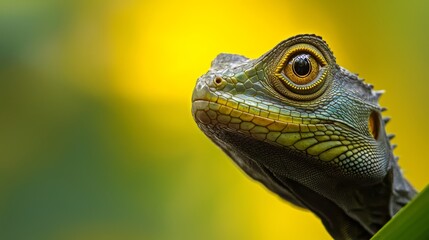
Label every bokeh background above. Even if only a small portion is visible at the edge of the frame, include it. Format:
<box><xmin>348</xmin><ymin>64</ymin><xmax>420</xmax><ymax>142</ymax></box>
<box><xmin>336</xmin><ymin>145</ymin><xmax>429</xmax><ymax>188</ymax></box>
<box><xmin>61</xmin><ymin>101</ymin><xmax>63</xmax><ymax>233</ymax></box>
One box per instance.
<box><xmin>1</xmin><ymin>0</ymin><xmax>428</xmax><ymax>239</ymax></box>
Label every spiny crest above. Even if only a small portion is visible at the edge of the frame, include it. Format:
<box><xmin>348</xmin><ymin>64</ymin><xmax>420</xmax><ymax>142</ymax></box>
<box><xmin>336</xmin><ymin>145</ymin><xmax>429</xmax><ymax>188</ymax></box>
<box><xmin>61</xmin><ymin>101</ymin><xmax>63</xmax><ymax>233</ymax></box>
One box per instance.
<box><xmin>374</xmin><ymin>90</ymin><xmax>385</xmax><ymax>101</ymax></box>
<box><xmin>383</xmin><ymin>117</ymin><xmax>391</xmax><ymax>124</ymax></box>
<box><xmin>340</xmin><ymin>69</ymin><xmax>382</xmax><ymax>107</ymax></box>
<box><xmin>357</xmin><ymin>74</ymin><xmax>385</xmax><ymax>103</ymax></box>
<box><xmin>382</xmin><ymin>109</ymin><xmax>399</xmax><ymax>162</ymax></box>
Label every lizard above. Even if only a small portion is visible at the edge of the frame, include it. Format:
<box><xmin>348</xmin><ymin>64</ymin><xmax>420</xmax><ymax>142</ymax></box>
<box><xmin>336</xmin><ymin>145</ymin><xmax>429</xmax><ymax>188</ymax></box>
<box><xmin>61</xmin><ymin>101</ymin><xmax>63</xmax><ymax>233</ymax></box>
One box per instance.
<box><xmin>191</xmin><ymin>34</ymin><xmax>416</xmax><ymax>239</ymax></box>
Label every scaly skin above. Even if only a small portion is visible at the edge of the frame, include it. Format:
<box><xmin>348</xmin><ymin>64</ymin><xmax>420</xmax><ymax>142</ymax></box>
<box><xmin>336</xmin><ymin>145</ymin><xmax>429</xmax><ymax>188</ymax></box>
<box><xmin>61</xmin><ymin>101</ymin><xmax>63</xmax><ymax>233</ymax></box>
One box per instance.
<box><xmin>191</xmin><ymin>34</ymin><xmax>416</xmax><ymax>239</ymax></box>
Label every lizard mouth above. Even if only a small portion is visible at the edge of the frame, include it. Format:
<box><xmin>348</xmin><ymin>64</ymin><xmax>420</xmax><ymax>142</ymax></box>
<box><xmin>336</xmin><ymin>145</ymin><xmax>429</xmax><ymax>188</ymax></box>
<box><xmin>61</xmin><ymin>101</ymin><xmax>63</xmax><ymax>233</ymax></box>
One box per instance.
<box><xmin>192</xmin><ymin>78</ymin><xmax>363</xmax><ymax>164</ymax></box>
<box><xmin>193</xmin><ymin>96</ymin><xmax>356</xmax><ymax>163</ymax></box>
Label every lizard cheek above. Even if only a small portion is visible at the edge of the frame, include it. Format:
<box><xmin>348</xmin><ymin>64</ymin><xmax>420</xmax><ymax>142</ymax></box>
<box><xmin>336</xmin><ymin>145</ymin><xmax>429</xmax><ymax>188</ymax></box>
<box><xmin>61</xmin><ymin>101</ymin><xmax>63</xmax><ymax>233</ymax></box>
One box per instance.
<box><xmin>368</xmin><ymin>111</ymin><xmax>381</xmax><ymax>140</ymax></box>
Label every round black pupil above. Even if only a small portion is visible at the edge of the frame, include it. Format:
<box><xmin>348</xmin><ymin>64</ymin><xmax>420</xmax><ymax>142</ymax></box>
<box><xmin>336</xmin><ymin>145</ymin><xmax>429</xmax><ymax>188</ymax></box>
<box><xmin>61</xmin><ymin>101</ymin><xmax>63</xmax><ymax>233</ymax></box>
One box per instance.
<box><xmin>293</xmin><ymin>55</ymin><xmax>311</xmax><ymax>77</ymax></box>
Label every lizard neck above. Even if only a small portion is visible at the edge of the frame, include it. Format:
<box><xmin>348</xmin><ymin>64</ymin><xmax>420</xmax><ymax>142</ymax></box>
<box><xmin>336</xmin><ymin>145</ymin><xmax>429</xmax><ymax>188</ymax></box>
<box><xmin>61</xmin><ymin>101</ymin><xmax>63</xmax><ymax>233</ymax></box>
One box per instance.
<box><xmin>213</xmin><ymin>128</ymin><xmax>416</xmax><ymax>239</ymax></box>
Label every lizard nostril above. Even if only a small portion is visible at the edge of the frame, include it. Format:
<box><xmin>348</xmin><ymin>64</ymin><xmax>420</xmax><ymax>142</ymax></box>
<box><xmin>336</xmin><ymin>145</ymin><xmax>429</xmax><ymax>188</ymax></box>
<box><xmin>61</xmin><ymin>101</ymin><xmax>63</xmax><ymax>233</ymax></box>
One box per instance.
<box><xmin>214</xmin><ymin>76</ymin><xmax>223</xmax><ymax>85</ymax></box>
<box><xmin>212</xmin><ymin>76</ymin><xmax>227</xmax><ymax>88</ymax></box>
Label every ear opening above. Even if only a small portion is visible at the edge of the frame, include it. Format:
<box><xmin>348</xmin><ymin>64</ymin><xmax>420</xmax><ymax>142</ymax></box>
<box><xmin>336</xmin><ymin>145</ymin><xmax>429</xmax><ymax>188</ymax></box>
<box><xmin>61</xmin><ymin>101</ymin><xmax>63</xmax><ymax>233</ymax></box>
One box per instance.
<box><xmin>369</xmin><ymin>111</ymin><xmax>381</xmax><ymax>140</ymax></box>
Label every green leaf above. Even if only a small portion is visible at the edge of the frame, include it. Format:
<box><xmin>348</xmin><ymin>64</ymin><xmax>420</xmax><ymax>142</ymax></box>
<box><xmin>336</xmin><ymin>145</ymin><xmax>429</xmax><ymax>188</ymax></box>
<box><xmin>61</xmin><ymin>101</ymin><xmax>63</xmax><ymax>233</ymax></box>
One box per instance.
<box><xmin>372</xmin><ymin>185</ymin><xmax>429</xmax><ymax>239</ymax></box>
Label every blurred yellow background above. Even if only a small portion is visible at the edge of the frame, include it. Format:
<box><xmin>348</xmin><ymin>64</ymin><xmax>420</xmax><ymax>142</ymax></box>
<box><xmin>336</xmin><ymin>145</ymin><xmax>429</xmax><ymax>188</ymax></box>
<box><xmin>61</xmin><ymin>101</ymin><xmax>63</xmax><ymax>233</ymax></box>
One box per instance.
<box><xmin>1</xmin><ymin>0</ymin><xmax>428</xmax><ymax>239</ymax></box>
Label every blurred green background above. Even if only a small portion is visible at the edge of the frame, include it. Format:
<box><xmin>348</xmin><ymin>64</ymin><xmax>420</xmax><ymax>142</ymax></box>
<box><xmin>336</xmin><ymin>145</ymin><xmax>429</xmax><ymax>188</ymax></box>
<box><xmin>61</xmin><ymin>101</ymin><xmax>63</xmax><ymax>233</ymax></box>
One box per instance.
<box><xmin>1</xmin><ymin>0</ymin><xmax>428</xmax><ymax>239</ymax></box>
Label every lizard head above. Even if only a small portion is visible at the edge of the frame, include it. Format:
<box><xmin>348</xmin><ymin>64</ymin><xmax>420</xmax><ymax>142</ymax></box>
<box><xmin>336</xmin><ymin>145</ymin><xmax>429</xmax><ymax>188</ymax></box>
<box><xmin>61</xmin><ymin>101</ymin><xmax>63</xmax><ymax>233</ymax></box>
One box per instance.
<box><xmin>192</xmin><ymin>34</ymin><xmax>392</xmax><ymax>185</ymax></box>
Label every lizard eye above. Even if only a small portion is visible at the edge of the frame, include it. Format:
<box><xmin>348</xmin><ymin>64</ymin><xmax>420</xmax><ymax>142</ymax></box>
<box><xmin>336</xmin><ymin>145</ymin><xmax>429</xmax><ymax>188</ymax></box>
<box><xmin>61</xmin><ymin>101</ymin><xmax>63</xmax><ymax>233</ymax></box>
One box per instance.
<box><xmin>271</xmin><ymin>42</ymin><xmax>334</xmax><ymax>101</ymax></box>
<box><xmin>284</xmin><ymin>53</ymin><xmax>319</xmax><ymax>85</ymax></box>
